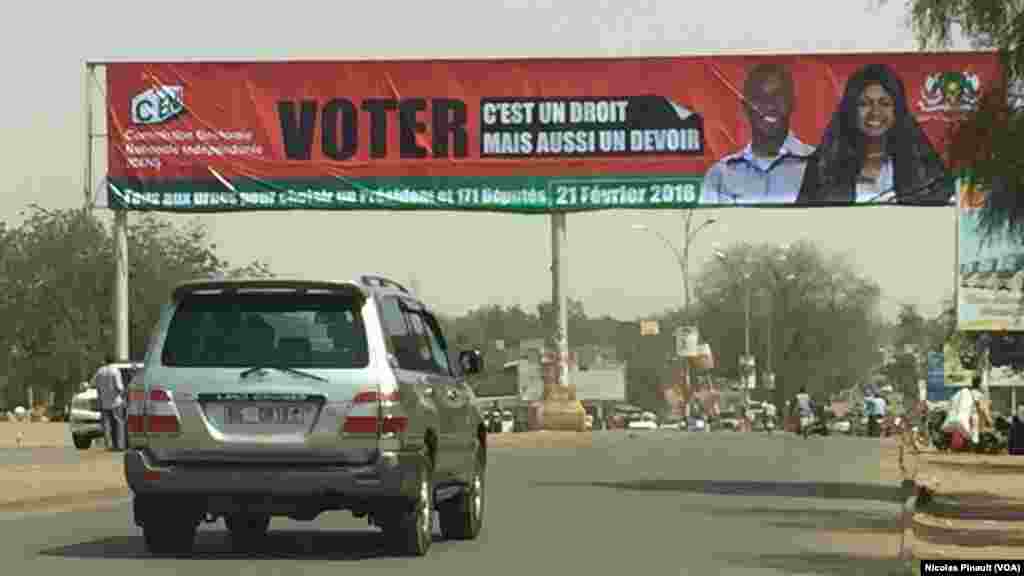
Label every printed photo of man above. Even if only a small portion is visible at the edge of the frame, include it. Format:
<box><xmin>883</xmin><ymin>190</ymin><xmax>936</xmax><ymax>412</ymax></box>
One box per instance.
<box><xmin>701</xmin><ymin>63</ymin><xmax>814</xmax><ymax>204</ymax></box>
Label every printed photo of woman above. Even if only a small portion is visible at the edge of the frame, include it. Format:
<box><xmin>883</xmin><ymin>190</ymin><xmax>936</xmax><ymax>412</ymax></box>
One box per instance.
<box><xmin>796</xmin><ymin>63</ymin><xmax>952</xmax><ymax>205</ymax></box>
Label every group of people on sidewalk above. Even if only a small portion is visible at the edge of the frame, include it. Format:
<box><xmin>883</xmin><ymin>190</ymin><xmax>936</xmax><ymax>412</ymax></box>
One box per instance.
<box><xmin>785</xmin><ymin>385</ymin><xmax>889</xmax><ymax>437</ymax></box>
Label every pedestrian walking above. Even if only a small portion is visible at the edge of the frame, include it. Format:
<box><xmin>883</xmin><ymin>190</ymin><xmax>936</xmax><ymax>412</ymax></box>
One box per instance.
<box><xmin>93</xmin><ymin>354</ymin><xmax>125</xmax><ymax>451</ymax></box>
<box><xmin>794</xmin><ymin>387</ymin><xmax>814</xmax><ymax>437</ymax></box>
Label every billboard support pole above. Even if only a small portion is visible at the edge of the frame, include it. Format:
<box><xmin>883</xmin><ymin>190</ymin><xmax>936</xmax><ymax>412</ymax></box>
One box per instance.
<box><xmin>83</xmin><ymin>63</ymin><xmax>94</xmax><ymax>209</ymax></box>
<box><xmin>954</xmin><ymin>176</ymin><xmax>961</xmax><ymax>331</ymax></box>
<box><xmin>94</xmin><ymin>61</ymin><xmax>130</xmax><ymax>363</ymax></box>
<box><xmin>114</xmin><ymin>209</ymin><xmax>129</xmax><ymax>363</ymax></box>
<box><xmin>553</xmin><ymin>212</ymin><xmax>569</xmax><ymax>392</ymax></box>
<box><xmin>539</xmin><ymin>212</ymin><xmax>584</xmax><ymax>430</ymax></box>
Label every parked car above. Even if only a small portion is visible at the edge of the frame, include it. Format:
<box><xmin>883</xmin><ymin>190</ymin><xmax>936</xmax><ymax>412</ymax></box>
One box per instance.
<box><xmin>658</xmin><ymin>418</ymin><xmax>684</xmax><ymax>431</ymax></box>
<box><xmin>500</xmin><ymin>410</ymin><xmax>514</xmax><ymax>433</ymax></box>
<box><xmin>687</xmin><ymin>416</ymin><xmax>708</xmax><ymax>432</ymax></box>
<box><xmin>485</xmin><ymin>409</ymin><xmax>503</xmax><ymax>433</ymax></box>
<box><xmin>716</xmin><ymin>410</ymin><xmax>742</xmax><ymax>432</ymax></box>
<box><xmin>829</xmin><ymin>418</ymin><xmax>853</xmax><ymax>434</ymax></box>
<box><xmin>627</xmin><ymin>411</ymin><xmax>659</xmax><ymax>430</ymax></box>
<box><xmin>123</xmin><ymin>276</ymin><xmax>489</xmax><ymax>557</ymax></box>
<box><xmin>69</xmin><ymin>362</ymin><xmax>143</xmax><ymax>450</ymax></box>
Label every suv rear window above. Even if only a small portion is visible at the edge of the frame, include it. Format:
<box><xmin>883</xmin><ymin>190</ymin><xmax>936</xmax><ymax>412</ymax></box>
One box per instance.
<box><xmin>161</xmin><ymin>294</ymin><xmax>369</xmax><ymax>368</ymax></box>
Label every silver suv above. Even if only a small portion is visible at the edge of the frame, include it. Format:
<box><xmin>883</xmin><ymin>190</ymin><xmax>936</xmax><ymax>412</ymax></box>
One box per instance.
<box><xmin>124</xmin><ymin>276</ymin><xmax>488</xmax><ymax>556</ymax></box>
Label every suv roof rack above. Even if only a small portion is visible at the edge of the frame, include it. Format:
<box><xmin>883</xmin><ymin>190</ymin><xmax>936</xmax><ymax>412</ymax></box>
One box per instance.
<box><xmin>172</xmin><ymin>278</ymin><xmax>367</xmax><ymax>302</ymax></box>
<box><xmin>360</xmin><ymin>275</ymin><xmax>410</xmax><ymax>294</ymax></box>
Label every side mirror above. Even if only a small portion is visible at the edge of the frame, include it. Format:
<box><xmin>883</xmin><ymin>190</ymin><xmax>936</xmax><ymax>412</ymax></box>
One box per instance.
<box><xmin>459</xmin><ymin>349</ymin><xmax>484</xmax><ymax>376</ymax></box>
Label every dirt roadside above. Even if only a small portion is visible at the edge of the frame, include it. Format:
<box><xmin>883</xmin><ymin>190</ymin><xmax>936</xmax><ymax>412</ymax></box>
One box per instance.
<box><xmin>0</xmin><ymin>421</ymin><xmax>75</xmax><ymax>449</ymax></box>
<box><xmin>0</xmin><ymin>422</ymin><xmax>596</xmax><ymax>450</ymax></box>
<box><xmin>0</xmin><ymin>424</ymin><xmax>594</xmax><ymax>512</ymax></box>
<box><xmin>0</xmin><ymin>423</ymin><xmax>129</xmax><ymax>511</ymax></box>
<box><xmin>487</xmin><ymin>430</ymin><xmax>594</xmax><ymax>449</ymax></box>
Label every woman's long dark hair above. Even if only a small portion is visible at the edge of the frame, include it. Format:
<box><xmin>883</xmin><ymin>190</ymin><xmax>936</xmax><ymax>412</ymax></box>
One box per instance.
<box><xmin>802</xmin><ymin>63</ymin><xmax>949</xmax><ymax>203</ymax></box>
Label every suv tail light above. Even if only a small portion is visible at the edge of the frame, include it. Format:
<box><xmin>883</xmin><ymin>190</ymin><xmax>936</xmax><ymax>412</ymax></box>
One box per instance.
<box><xmin>127</xmin><ymin>388</ymin><xmax>182</xmax><ymax>435</ymax></box>
<box><xmin>343</xmin><ymin>389</ymin><xmax>407</xmax><ymax>435</ymax></box>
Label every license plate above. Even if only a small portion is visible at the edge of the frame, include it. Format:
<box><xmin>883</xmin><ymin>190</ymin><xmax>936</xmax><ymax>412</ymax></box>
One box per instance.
<box><xmin>225</xmin><ymin>404</ymin><xmax>308</xmax><ymax>425</ymax></box>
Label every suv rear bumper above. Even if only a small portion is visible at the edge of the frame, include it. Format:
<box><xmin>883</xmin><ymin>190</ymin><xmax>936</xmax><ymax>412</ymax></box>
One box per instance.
<box><xmin>124</xmin><ymin>448</ymin><xmax>422</xmax><ymax>501</ymax></box>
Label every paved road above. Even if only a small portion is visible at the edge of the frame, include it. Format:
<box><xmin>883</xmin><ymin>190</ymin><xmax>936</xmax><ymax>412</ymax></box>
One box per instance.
<box><xmin>4</xmin><ymin>431</ymin><xmax>906</xmax><ymax>575</ymax></box>
<box><xmin>0</xmin><ymin>447</ymin><xmax>105</xmax><ymax>466</ymax></box>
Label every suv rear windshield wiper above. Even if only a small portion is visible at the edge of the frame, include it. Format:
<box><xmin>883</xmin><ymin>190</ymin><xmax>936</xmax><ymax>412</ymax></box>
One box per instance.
<box><xmin>240</xmin><ymin>365</ymin><xmax>328</xmax><ymax>383</ymax></box>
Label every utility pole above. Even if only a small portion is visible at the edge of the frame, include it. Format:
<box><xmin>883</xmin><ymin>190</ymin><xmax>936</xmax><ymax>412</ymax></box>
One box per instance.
<box><xmin>632</xmin><ymin>210</ymin><xmax>717</xmax><ymax>418</ymax></box>
<box><xmin>743</xmin><ymin>271</ymin><xmax>753</xmax><ymax>409</ymax></box>
<box><xmin>745</xmin><ymin>281</ymin><xmax>751</xmax><ymax>361</ymax></box>
<box><xmin>713</xmin><ymin>248</ymin><xmax>755</xmax><ymax>409</ymax></box>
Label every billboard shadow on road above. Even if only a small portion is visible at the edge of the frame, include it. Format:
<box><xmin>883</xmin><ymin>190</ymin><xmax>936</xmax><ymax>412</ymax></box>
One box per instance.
<box><xmin>530</xmin><ymin>479</ymin><xmax>908</xmax><ymax>502</ymax></box>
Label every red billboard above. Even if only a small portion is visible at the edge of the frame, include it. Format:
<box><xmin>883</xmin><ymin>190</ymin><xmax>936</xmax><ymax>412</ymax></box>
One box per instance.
<box><xmin>104</xmin><ymin>52</ymin><xmax>1001</xmax><ymax>212</ymax></box>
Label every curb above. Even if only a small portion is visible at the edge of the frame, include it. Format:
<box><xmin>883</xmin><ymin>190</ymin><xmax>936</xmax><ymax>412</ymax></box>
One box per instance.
<box><xmin>921</xmin><ymin>495</ymin><xmax>1024</xmax><ymax>522</ymax></box>
<box><xmin>901</xmin><ymin>480</ymin><xmax>921</xmax><ymax>575</ymax></box>
<box><xmin>905</xmin><ymin>482</ymin><xmax>1024</xmax><ymax>575</ymax></box>
<box><xmin>912</xmin><ymin>513</ymin><xmax>1024</xmax><ymax>548</ymax></box>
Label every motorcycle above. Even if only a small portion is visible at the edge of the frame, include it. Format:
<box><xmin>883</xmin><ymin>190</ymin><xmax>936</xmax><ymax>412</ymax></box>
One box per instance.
<box><xmin>800</xmin><ymin>415</ymin><xmax>830</xmax><ymax>438</ymax></box>
<box><xmin>889</xmin><ymin>416</ymin><xmax>903</xmax><ymax>437</ymax></box>
<box><xmin>486</xmin><ymin>410</ymin><xmax>504</xmax><ymax>434</ymax></box>
<box><xmin>927</xmin><ymin>408</ymin><xmax>951</xmax><ymax>451</ymax></box>
<box><xmin>977</xmin><ymin>415</ymin><xmax>1012</xmax><ymax>454</ymax></box>
<box><xmin>763</xmin><ymin>415</ymin><xmax>776</xmax><ymax>433</ymax></box>
<box><xmin>926</xmin><ymin>408</ymin><xmax>1010</xmax><ymax>454</ymax></box>
<box><xmin>866</xmin><ymin>414</ymin><xmax>882</xmax><ymax>437</ymax></box>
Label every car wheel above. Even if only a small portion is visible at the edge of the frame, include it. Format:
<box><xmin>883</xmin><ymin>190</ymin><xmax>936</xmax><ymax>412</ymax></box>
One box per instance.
<box><xmin>440</xmin><ymin>444</ymin><xmax>485</xmax><ymax>540</ymax></box>
<box><xmin>387</xmin><ymin>451</ymin><xmax>433</xmax><ymax>557</ymax></box>
<box><xmin>72</xmin><ymin>434</ymin><xmax>91</xmax><ymax>450</ymax></box>
<box><xmin>143</xmin><ymin>520</ymin><xmax>197</xmax><ymax>556</ymax></box>
<box><xmin>226</xmin><ymin>513</ymin><xmax>270</xmax><ymax>551</ymax></box>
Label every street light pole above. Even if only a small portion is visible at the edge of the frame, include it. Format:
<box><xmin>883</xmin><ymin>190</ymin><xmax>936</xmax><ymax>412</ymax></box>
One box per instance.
<box><xmin>745</xmin><ymin>281</ymin><xmax>751</xmax><ymax>360</ymax></box>
<box><xmin>714</xmin><ymin>249</ymin><xmax>755</xmax><ymax>406</ymax></box>
<box><xmin>633</xmin><ymin>210</ymin><xmax>717</xmax><ymax>419</ymax></box>
<box><xmin>683</xmin><ymin>211</ymin><xmax>693</xmax><ymax>314</ymax></box>
<box><xmin>682</xmin><ymin>210</ymin><xmax>717</xmax><ymax>316</ymax></box>
<box><xmin>632</xmin><ymin>213</ymin><xmax>716</xmax><ymax>317</ymax></box>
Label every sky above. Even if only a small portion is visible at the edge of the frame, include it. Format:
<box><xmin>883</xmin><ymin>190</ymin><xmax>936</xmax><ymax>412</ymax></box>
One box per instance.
<box><xmin>0</xmin><ymin>0</ymin><xmax>973</xmax><ymax>323</ymax></box>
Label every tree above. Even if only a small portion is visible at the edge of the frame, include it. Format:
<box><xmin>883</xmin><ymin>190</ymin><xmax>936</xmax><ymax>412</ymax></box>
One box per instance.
<box><xmin>885</xmin><ymin>352</ymin><xmax>920</xmax><ymax>404</ymax></box>
<box><xmin>536</xmin><ymin>299</ymin><xmax>588</xmax><ymax>348</ymax></box>
<box><xmin>0</xmin><ymin>207</ymin><xmax>273</xmax><ymax>410</ymax></box>
<box><xmin>925</xmin><ymin>297</ymin><xmax>957</xmax><ymax>352</ymax></box>
<box><xmin>446</xmin><ymin>304</ymin><xmax>541</xmax><ymax>351</ymax></box>
<box><xmin>3</xmin><ymin>206</ymin><xmax>114</xmax><ymax>409</ymax></box>
<box><xmin>891</xmin><ymin>0</ymin><xmax>1024</xmax><ymax>242</ymax></box>
<box><xmin>896</xmin><ymin>303</ymin><xmax>928</xmax><ymax>353</ymax></box>
<box><xmin>694</xmin><ymin>240</ymin><xmax>884</xmax><ymax>409</ymax></box>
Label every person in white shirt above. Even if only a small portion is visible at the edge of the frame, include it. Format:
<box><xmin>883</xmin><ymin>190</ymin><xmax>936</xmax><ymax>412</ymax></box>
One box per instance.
<box><xmin>794</xmin><ymin>387</ymin><xmax>814</xmax><ymax>436</ymax></box>
<box><xmin>702</xmin><ymin>63</ymin><xmax>814</xmax><ymax>205</ymax></box>
<box><xmin>93</xmin><ymin>354</ymin><xmax>125</xmax><ymax>451</ymax></box>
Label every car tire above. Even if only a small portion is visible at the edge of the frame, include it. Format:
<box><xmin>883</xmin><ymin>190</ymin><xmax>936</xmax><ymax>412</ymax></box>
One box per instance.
<box><xmin>72</xmin><ymin>434</ymin><xmax>91</xmax><ymax>450</ymax></box>
<box><xmin>386</xmin><ymin>451</ymin><xmax>433</xmax><ymax>557</ymax></box>
<box><xmin>226</xmin><ymin>513</ymin><xmax>270</xmax><ymax>551</ymax></box>
<box><xmin>440</xmin><ymin>444</ymin><xmax>485</xmax><ymax>540</ymax></box>
<box><xmin>143</xmin><ymin>520</ymin><xmax>197</xmax><ymax>556</ymax></box>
